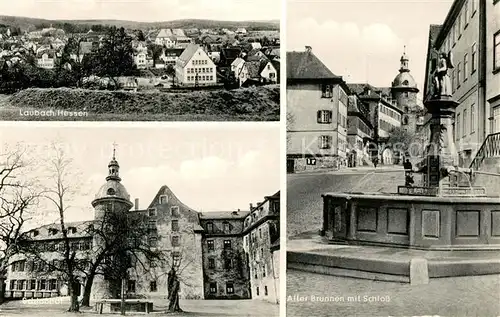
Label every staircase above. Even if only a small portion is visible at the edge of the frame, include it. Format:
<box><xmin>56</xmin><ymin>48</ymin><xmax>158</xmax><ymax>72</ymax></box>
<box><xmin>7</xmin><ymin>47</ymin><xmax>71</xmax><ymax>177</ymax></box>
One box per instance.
<box><xmin>468</xmin><ymin>132</ymin><xmax>500</xmax><ymax>196</ymax></box>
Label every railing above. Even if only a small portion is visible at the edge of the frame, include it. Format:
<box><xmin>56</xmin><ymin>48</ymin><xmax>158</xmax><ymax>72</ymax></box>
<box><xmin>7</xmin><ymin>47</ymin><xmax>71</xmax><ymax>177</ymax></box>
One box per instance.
<box><xmin>469</xmin><ymin>132</ymin><xmax>500</xmax><ymax>171</ymax></box>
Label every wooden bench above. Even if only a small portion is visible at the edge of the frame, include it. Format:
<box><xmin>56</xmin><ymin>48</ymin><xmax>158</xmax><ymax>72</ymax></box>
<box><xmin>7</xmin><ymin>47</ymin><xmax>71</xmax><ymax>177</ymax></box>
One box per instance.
<box><xmin>95</xmin><ymin>299</ymin><xmax>153</xmax><ymax>314</ymax></box>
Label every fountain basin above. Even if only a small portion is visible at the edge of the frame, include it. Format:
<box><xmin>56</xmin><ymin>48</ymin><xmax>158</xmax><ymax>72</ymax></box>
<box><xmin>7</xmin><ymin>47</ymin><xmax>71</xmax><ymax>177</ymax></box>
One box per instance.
<box><xmin>322</xmin><ymin>192</ymin><xmax>500</xmax><ymax>250</ymax></box>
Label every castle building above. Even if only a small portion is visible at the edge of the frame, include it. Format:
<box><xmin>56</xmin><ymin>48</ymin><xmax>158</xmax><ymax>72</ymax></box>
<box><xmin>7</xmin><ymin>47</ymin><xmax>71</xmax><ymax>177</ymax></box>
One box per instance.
<box><xmin>4</xmin><ymin>153</ymin><xmax>279</xmax><ymax>304</ymax></box>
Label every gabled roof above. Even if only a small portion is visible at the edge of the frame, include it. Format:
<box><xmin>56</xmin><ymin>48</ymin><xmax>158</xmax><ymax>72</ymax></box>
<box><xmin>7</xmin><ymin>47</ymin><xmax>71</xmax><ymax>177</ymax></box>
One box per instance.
<box><xmin>177</xmin><ymin>44</ymin><xmax>203</xmax><ymax>68</ymax></box>
<box><xmin>347</xmin><ymin>83</ymin><xmax>391</xmax><ymax>100</ymax></box>
<box><xmin>25</xmin><ymin>220</ymin><xmax>95</xmax><ymax>241</ymax></box>
<box><xmin>79</xmin><ymin>41</ymin><xmax>93</xmax><ymax>55</ymax></box>
<box><xmin>246</xmin><ymin>60</ymin><xmax>262</xmax><ymax>78</ymax></box>
<box><xmin>157</xmin><ymin>28</ymin><xmax>173</xmax><ymax>38</ymax></box>
<box><xmin>287</xmin><ymin>50</ymin><xmax>339</xmax><ymax>80</ymax></box>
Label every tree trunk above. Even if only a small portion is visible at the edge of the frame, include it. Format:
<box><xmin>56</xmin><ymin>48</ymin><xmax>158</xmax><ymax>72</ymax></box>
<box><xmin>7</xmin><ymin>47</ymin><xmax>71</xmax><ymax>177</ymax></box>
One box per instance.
<box><xmin>68</xmin><ymin>281</ymin><xmax>80</xmax><ymax>312</ymax></box>
<box><xmin>81</xmin><ymin>272</ymin><xmax>96</xmax><ymax>307</ymax></box>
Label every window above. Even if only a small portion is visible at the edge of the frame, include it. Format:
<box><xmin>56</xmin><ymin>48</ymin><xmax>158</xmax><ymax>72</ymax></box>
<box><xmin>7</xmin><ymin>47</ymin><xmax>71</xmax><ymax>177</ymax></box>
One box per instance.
<box><xmin>259</xmin><ymin>228</ymin><xmax>262</xmax><ymax>238</ymax></box>
<box><xmin>49</xmin><ymin>279</ymin><xmax>57</xmax><ymax>290</ymax></box>
<box><xmin>172</xmin><ymin>252</ymin><xmax>180</xmax><ymax>267</ymax></box>
<box><xmin>206</xmin><ymin>222</ymin><xmax>213</xmax><ymax>232</ymax></box>
<box><xmin>472</xmin><ymin>0</ymin><xmax>477</xmax><ymax>14</ymax></box>
<box><xmin>223</xmin><ymin>222</ymin><xmax>230</xmax><ymax>233</ymax></box>
<box><xmin>127</xmin><ymin>280</ymin><xmax>136</xmax><ymax>293</ymax></box>
<box><xmin>148</xmin><ymin>236</ymin><xmax>158</xmax><ymax>248</ymax></box>
<box><xmin>464</xmin><ymin>53</ymin><xmax>468</xmax><ymax>81</ymax></box>
<box><xmin>150</xmin><ymin>281</ymin><xmax>157</xmax><ymax>292</ymax></box>
<box><xmin>225</xmin><ymin>258</ymin><xmax>232</xmax><ymax>270</ymax></box>
<box><xmin>29</xmin><ymin>280</ymin><xmax>36</xmax><ymax>290</ymax></box>
<box><xmin>226</xmin><ymin>282</ymin><xmax>234</xmax><ymax>294</ymax></box>
<box><xmin>456</xmin><ymin>113</ymin><xmax>461</xmax><ymax>140</ymax></box>
<box><xmin>262</xmin><ymin>264</ymin><xmax>266</xmax><ymax>277</ymax></box>
<box><xmin>224</xmin><ymin>240</ymin><xmax>231</xmax><ymax>249</ymax></box>
<box><xmin>471</xmin><ymin>104</ymin><xmax>475</xmax><ymax>133</ymax></box>
<box><xmin>256</xmin><ymin>287</ymin><xmax>259</xmax><ymax>296</ymax></box>
<box><xmin>171</xmin><ymin>235</ymin><xmax>180</xmax><ymax>247</ymax></box>
<box><xmin>148</xmin><ymin>208</ymin><xmax>156</xmax><ymax>217</ymax></box>
<box><xmin>457</xmin><ymin>12</ymin><xmax>462</xmax><ymax>37</ymax></box>
<box><xmin>463</xmin><ymin>109</ymin><xmax>468</xmax><ymax>137</ymax></box>
<box><xmin>452</xmin><ymin>69</ymin><xmax>456</xmax><ymax>92</ymax></box>
<box><xmin>319</xmin><ymin>135</ymin><xmax>332</xmax><ymax>149</ymax></box>
<box><xmin>321</xmin><ymin>84</ymin><xmax>332</xmax><ymax>98</ymax></box>
<box><xmin>209</xmin><ymin>283</ymin><xmax>217</xmax><ymax>294</ymax></box>
<box><xmin>465</xmin><ymin>0</ymin><xmax>470</xmax><ymax>26</ymax></box>
<box><xmin>472</xmin><ymin>43</ymin><xmax>477</xmax><ymax>73</ymax></box>
<box><xmin>171</xmin><ymin>206</ymin><xmax>180</xmax><ymax>217</ymax></box>
<box><xmin>317</xmin><ymin>110</ymin><xmax>332</xmax><ymax>124</ymax></box>
<box><xmin>457</xmin><ymin>62</ymin><xmax>461</xmax><ymax>87</ymax></box>
<box><xmin>148</xmin><ymin>220</ymin><xmax>157</xmax><ymax>233</ymax></box>
<box><xmin>265</xmin><ymin>286</ymin><xmax>268</xmax><ymax>296</ymax></box>
<box><xmin>208</xmin><ymin>258</ymin><xmax>215</xmax><ymax>269</ymax></box>
<box><xmin>107</xmin><ymin>188</ymin><xmax>115</xmax><ymax>195</ymax></box>
<box><xmin>207</xmin><ymin>240</ymin><xmax>214</xmax><ymax>251</ymax></box>
<box><xmin>40</xmin><ymin>279</ymin><xmax>46</xmax><ymax>290</ymax></box>
<box><xmin>495</xmin><ymin>31</ymin><xmax>500</xmax><ymax>71</ymax></box>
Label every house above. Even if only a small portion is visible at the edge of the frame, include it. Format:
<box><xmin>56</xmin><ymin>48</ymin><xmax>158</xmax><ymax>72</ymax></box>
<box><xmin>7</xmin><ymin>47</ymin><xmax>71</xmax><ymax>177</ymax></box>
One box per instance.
<box><xmin>286</xmin><ymin>46</ymin><xmax>350</xmax><ymax>173</ymax></box>
<box><xmin>242</xmin><ymin>192</ymin><xmax>280</xmax><ymax>304</ymax></box>
<box><xmin>175</xmin><ymin>44</ymin><xmax>217</xmax><ymax>86</ymax></box>
<box><xmin>172</xmin><ymin>29</ymin><xmax>186</xmax><ymax>37</ymax></box>
<box><xmin>236</xmin><ymin>28</ymin><xmax>247</xmax><ymax>35</ymax></box>
<box><xmin>219</xmin><ymin>48</ymin><xmax>242</xmax><ymax>67</ymax></box>
<box><xmin>175</xmin><ymin>36</ymin><xmax>193</xmax><ymax>49</ymax></box>
<box><xmin>36</xmin><ymin>49</ymin><xmax>56</xmax><ymax>69</ymax></box>
<box><xmin>250</xmin><ymin>42</ymin><xmax>262</xmax><ymax>50</ymax></box>
<box><xmin>347</xmin><ymin>94</ymin><xmax>374</xmax><ymax>167</ymax></box>
<box><xmin>161</xmin><ymin>48</ymin><xmax>184</xmax><ymax>65</ymax></box>
<box><xmin>238</xmin><ymin>59</ymin><xmax>278</xmax><ymax>87</ymax></box>
<box><xmin>155</xmin><ymin>29</ymin><xmax>176</xmax><ymax>47</ymax></box>
<box><xmin>231</xmin><ymin>57</ymin><xmax>245</xmax><ymax>76</ymax></box>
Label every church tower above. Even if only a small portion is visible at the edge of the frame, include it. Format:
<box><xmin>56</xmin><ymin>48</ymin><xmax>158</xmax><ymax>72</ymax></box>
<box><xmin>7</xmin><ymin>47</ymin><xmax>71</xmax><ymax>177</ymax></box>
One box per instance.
<box><xmin>91</xmin><ymin>147</ymin><xmax>133</xmax><ymax>299</ymax></box>
<box><xmin>391</xmin><ymin>47</ymin><xmax>420</xmax><ymax>133</ymax></box>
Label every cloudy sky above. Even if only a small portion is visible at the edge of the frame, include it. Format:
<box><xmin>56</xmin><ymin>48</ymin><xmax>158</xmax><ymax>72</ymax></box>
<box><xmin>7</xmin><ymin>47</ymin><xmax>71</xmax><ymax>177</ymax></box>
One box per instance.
<box><xmin>287</xmin><ymin>0</ymin><xmax>453</xmax><ymax>99</ymax></box>
<box><xmin>0</xmin><ymin>0</ymin><xmax>280</xmax><ymax>22</ymax></box>
<box><xmin>0</xmin><ymin>123</ymin><xmax>280</xmax><ymax>225</ymax></box>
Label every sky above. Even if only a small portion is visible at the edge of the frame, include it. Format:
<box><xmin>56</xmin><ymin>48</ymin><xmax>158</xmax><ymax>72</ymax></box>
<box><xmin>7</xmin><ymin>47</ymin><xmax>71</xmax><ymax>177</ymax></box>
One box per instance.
<box><xmin>287</xmin><ymin>0</ymin><xmax>454</xmax><ymax>100</ymax></box>
<box><xmin>0</xmin><ymin>123</ymin><xmax>280</xmax><ymax>226</ymax></box>
<box><xmin>0</xmin><ymin>0</ymin><xmax>280</xmax><ymax>22</ymax></box>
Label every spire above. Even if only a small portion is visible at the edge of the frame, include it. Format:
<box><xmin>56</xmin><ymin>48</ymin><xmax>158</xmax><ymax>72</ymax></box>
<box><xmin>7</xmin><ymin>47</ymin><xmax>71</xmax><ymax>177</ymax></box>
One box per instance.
<box><xmin>106</xmin><ymin>143</ymin><xmax>121</xmax><ymax>182</ymax></box>
<box><xmin>399</xmin><ymin>46</ymin><xmax>410</xmax><ymax>73</ymax></box>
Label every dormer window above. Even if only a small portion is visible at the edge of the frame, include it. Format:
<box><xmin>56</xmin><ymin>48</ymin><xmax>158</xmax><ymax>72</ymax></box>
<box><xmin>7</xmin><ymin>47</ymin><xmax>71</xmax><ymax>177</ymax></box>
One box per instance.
<box><xmin>171</xmin><ymin>206</ymin><xmax>180</xmax><ymax>217</ymax></box>
<box><xmin>68</xmin><ymin>227</ymin><xmax>77</xmax><ymax>234</ymax></box>
<box><xmin>107</xmin><ymin>188</ymin><xmax>116</xmax><ymax>195</ymax></box>
<box><xmin>148</xmin><ymin>208</ymin><xmax>157</xmax><ymax>217</ymax></box>
<box><xmin>321</xmin><ymin>84</ymin><xmax>333</xmax><ymax>98</ymax></box>
<box><xmin>223</xmin><ymin>222</ymin><xmax>231</xmax><ymax>233</ymax></box>
<box><xmin>48</xmin><ymin>228</ymin><xmax>58</xmax><ymax>236</ymax></box>
<box><xmin>206</xmin><ymin>222</ymin><xmax>214</xmax><ymax>233</ymax></box>
<box><xmin>33</xmin><ymin>230</ymin><xmax>39</xmax><ymax>237</ymax></box>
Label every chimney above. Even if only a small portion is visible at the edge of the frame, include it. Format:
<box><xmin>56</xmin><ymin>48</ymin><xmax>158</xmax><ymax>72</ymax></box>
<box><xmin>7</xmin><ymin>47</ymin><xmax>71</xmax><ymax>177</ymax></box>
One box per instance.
<box><xmin>249</xmin><ymin>203</ymin><xmax>253</xmax><ymax>210</ymax></box>
<box><xmin>134</xmin><ymin>198</ymin><xmax>139</xmax><ymax>210</ymax></box>
<box><xmin>305</xmin><ymin>46</ymin><xmax>312</xmax><ymax>53</ymax></box>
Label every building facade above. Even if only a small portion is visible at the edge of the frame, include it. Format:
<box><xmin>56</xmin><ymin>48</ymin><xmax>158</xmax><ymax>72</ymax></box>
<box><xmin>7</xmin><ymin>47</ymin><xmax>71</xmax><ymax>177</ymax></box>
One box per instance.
<box><xmin>242</xmin><ymin>192</ymin><xmax>280</xmax><ymax>304</ymax></box>
<box><xmin>286</xmin><ymin>46</ymin><xmax>349</xmax><ymax>172</ymax></box>
<box><xmin>486</xmin><ymin>0</ymin><xmax>500</xmax><ymax>133</ymax></box>
<box><xmin>175</xmin><ymin>44</ymin><xmax>217</xmax><ymax>86</ymax></box>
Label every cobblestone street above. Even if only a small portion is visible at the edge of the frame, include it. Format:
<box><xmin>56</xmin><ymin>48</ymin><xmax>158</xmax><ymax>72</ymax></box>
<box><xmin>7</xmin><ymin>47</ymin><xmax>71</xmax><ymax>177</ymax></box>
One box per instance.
<box><xmin>287</xmin><ymin>270</ymin><xmax>500</xmax><ymax>317</ymax></box>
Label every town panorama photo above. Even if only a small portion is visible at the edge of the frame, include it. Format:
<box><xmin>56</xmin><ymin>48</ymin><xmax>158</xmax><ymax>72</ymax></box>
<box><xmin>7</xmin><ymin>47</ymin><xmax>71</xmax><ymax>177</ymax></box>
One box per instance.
<box><xmin>0</xmin><ymin>0</ymin><xmax>280</xmax><ymax>121</ymax></box>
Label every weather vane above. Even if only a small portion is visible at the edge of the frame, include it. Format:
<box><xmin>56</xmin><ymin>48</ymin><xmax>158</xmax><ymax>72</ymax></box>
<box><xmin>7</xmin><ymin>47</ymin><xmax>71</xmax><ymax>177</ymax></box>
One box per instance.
<box><xmin>112</xmin><ymin>142</ymin><xmax>118</xmax><ymax>159</ymax></box>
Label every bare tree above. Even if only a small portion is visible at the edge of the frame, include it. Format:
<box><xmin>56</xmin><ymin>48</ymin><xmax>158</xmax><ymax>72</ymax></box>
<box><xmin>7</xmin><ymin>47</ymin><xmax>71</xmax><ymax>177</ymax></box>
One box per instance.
<box><xmin>0</xmin><ymin>149</ymin><xmax>39</xmax><ymax>303</ymax></box>
<box><xmin>18</xmin><ymin>144</ymin><xmax>82</xmax><ymax>312</ymax></box>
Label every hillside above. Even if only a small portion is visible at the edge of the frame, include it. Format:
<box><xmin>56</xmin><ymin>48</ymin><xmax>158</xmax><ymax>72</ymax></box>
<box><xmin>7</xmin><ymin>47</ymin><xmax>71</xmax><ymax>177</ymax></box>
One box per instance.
<box><xmin>4</xmin><ymin>86</ymin><xmax>280</xmax><ymax>121</ymax></box>
<box><xmin>0</xmin><ymin>16</ymin><xmax>280</xmax><ymax>32</ymax></box>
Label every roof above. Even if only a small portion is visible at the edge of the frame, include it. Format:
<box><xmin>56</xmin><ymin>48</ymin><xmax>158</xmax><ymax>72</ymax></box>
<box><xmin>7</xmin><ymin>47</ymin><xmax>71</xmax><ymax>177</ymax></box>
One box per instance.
<box><xmin>172</xmin><ymin>29</ymin><xmax>186</xmax><ymax>37</ymax></box>
<box><xmin>246</xmin><ymin>60</ymin><xmax>262</xmax><ymax>78</ymax></box>
<box><xmin>79</xmin><ymin>41</ymin><xmax>93</xmax><ymax>55</ymax></box>
<box><xmin>347</xmin><ymin>83</ymin><xmax>392</xmax><ymax>99</ymax></box>
<box><xmin>270</xmin><ymin>237</ymin><xmax>280</xmax><ymax>250</ymax></box>
<box><xmin>26</xmin><ymin>220</ymin><xmax>95</xmax><ymax>241</ymax></box>
<box><xmin>287</xmin><ymin>50</ymin><xmax>339</xmax><ymax>80</ymax></box>
<box><xmin>429</xmin><ymin>24</ymin><xmax>443</xmax><ymax>47</ymax></box>
<box><xmin>157</xmin><ymin>28</ymin><xmax>173</xmax><ymax>38</ymax></box>
<box><xmin>199</xmin><ymin>210</ymin><xmax>250</xmax><ymax>220</ymax></box>
<box><xmin>177</xmin><ymin>44</ymin><xmax>202</xmax><ymax>68</ymax></box>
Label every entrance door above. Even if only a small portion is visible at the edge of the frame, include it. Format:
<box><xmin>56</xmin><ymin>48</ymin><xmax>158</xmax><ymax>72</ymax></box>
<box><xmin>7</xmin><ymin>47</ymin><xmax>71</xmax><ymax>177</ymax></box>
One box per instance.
<box><xmin>286</xmin><ymin>159</ymin><xmax>295</xmax><ymax>173</ymax></box>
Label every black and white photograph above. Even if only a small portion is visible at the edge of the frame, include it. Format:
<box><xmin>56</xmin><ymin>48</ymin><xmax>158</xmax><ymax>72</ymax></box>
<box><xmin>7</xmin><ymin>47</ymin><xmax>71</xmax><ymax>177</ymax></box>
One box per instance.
<box><xmin>0</xmin><ymin>0</ymin><xmax>280</xmax><ymax>121</ymax></box>
<box><xmin>286</xmin><ymin>0</ymin><xmax>500</xmax><ymax>316</ymax></box>
<box><xmin>0</xmin><ymin>124</ymin><xmax>280</xmax><ymax>316</ymax></box>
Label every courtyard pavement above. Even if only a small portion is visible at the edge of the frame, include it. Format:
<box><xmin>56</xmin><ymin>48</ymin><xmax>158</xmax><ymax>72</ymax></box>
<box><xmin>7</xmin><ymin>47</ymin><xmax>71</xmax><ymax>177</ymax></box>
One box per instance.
<box><xmin>0</xmin><ymin>297</ymin><xmax>279</xmax><ymax>317</ymax></box>
<box><xmin>287</xmin><ymin>269</ymin><xmax>500</xmax><ymax>317</ymax></box>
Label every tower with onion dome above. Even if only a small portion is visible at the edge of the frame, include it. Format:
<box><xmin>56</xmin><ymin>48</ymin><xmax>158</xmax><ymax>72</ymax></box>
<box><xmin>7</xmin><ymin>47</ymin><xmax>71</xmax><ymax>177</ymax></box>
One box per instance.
<box><xmin>91</xmin><ymin>146</ymin><xmax>133</xmax><ymax>299</ymax></box>
<box><xmin>391</xmin><ymin>47</ymin><xmax>421</xmax><ymax>133</ymax></box>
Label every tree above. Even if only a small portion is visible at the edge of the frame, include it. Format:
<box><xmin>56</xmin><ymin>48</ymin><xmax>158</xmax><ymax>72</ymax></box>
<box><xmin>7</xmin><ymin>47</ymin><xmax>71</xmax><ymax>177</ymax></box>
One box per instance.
<box><xmin>147</xmin><ymin>44</ymin><xmax>163</xmax><ymax>68</ymax></box>
<box><xmin>0</xmin><ymin>148</ymin><xmax>38</xmax><ymax>303</ymax></box>
<box><xmin>18</xmin><ymin>144</ymin><xmax>83</xmax><ymax>312</ymax></box>
<box><xmin>135</xmin><ymin>30</ymin><xmax>145</xmax><ymax>41</ymax></box>
<box><xmin>387</xmin><ymin>126</ymin><xmax>415</xmax><ymax>164</ymax></box>
<box><xmin>92</xmin><ymin>27</ymin><xmax>136</xmax><ymax>87</ymax></box>
<box><xmin>79</xmin><ymin>209</ymin><xmax>162</xmax><ymax>307</ymax></box>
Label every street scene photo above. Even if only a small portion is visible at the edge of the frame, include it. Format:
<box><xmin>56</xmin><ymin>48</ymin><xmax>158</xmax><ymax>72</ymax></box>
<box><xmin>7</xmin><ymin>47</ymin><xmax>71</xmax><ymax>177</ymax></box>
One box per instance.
<box><xmin>0</xmin><ymin>0</ymin><xmax>280</xmax><ymax>121</ymax></box>
<box><xmin>287</xmin><ymin>0</ymin><xmax>500</xmax><ymax>316</ymax></box>
<box><xmin>0</xmin><ymin>124</ymin><xmax>280</xmax><ymax>316</ymax></box>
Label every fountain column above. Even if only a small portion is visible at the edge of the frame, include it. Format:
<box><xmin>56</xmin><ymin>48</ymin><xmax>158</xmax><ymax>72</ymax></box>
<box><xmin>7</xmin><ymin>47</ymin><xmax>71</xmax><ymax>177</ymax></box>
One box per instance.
<box><xmin>423</xmin><ymin>96</ymin><xmax>459</xmax><ymax>190</ymax></box>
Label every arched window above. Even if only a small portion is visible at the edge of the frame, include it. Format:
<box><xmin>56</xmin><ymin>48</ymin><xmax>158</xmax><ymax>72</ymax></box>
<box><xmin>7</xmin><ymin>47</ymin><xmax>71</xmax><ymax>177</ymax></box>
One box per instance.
<box><xmin>107</xmin><ymin>188</ymin><xmax>116</xmax><ymax>195</ymax></box>
<box><xmin>402</xmin><ymin>80</ymin><xmax>409</xmax><ymax>86</ymax></box>
<box><xmin>403</xmin><ymin>116</ymin><xmax>409</xmax><ymax>125</ymax></box>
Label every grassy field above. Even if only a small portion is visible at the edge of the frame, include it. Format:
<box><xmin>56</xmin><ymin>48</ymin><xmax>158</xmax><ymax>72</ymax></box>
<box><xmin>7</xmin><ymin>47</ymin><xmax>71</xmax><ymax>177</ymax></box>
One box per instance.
<box><xmin>0</xmin><ymin>85</ymin><xmax>280</xmax><ymax>121</ymax></box>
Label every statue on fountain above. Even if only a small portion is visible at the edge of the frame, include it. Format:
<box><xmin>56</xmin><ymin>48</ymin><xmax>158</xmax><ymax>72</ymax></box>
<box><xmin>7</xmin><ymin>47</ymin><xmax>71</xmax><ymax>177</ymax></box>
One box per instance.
<box><xmin>432</xmin><ymin>51</ymin><xmax>454</xmax><ymax>99</ymax></box>
<box><xmin>167</xmin><ymin>267</ymin><xmax>182</xmax><ymax>313</ymax></box>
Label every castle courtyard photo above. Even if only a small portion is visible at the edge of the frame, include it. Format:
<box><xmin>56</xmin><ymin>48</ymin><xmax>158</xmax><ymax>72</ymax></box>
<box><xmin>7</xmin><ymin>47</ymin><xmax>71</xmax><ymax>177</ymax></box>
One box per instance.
<box><xmin>0</xmin><ymin>124</ymin><xmax>280</xmax><ymax>316</ymax></box>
